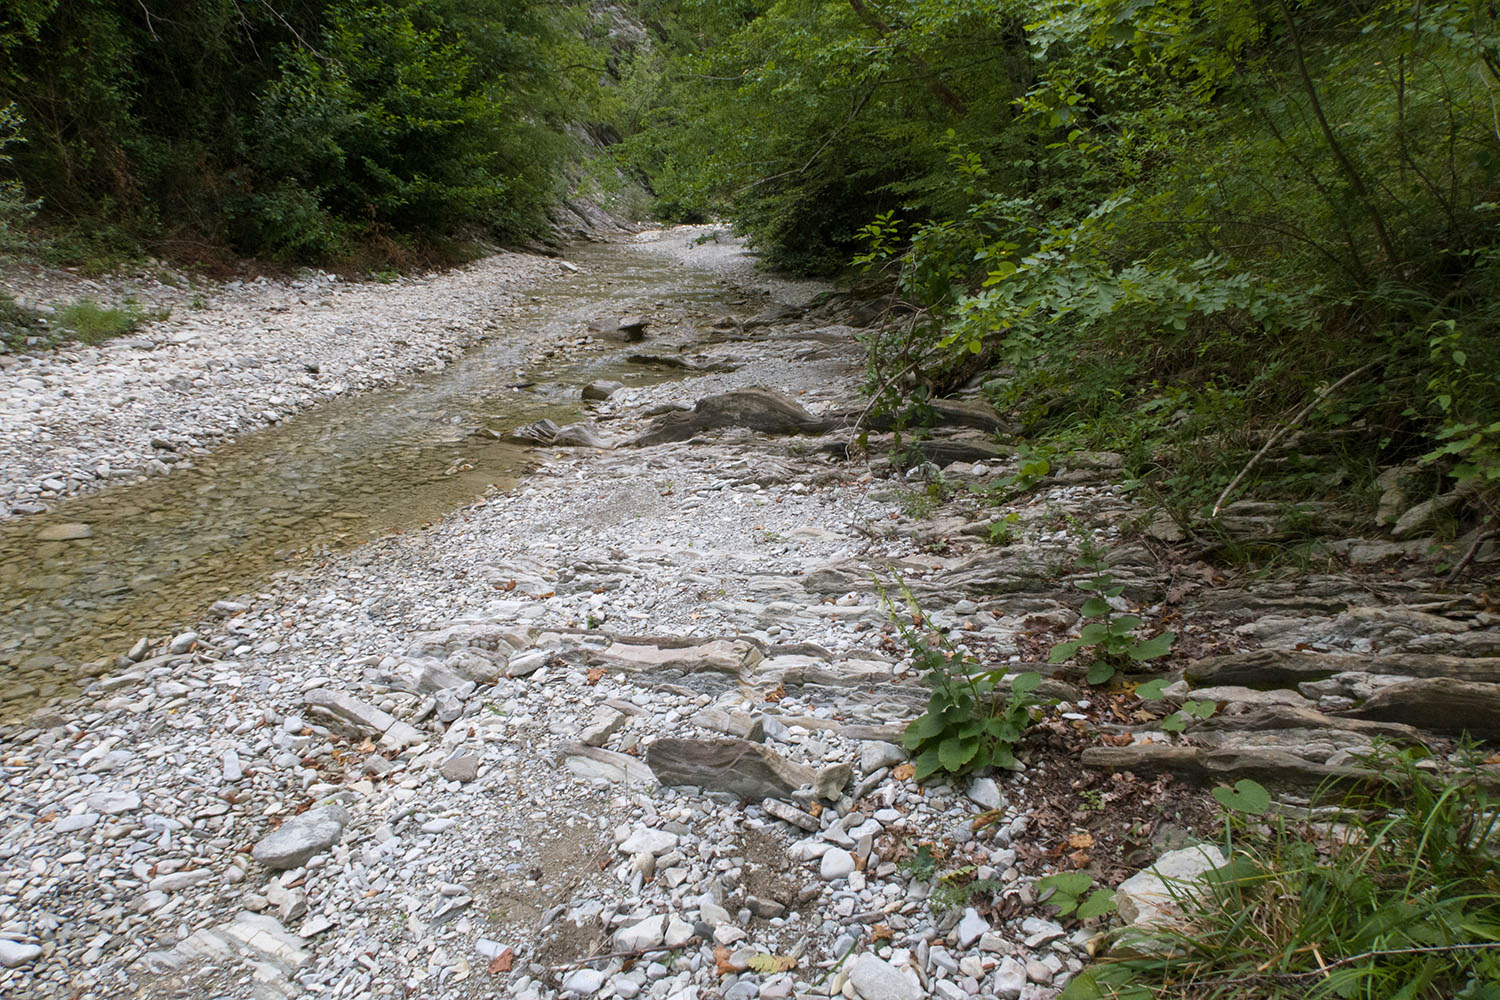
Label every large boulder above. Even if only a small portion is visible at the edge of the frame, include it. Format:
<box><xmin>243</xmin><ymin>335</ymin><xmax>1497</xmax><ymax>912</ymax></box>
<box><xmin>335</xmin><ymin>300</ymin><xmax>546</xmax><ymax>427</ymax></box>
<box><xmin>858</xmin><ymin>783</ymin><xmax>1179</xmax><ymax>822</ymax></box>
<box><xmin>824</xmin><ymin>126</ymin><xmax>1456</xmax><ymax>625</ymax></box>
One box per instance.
<box><xmin>632</xmin><ymin>388</ymin><xmax>834</xmax><ymax>446</ymax></box>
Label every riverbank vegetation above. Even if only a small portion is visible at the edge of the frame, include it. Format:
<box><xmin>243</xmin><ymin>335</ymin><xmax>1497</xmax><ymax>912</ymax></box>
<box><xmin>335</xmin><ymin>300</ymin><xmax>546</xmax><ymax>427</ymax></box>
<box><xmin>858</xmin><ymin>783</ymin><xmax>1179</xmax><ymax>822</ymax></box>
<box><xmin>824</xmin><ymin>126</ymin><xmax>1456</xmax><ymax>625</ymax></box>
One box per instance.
<box><xmin>0</xmin><ymin>0</ymin><xmax>611</xmax><ymax>268</ymax></box>
<box><xmin>616</xmin><ymin>0</ymin><xmax>1500</xmax><ymax>534</ymax></box>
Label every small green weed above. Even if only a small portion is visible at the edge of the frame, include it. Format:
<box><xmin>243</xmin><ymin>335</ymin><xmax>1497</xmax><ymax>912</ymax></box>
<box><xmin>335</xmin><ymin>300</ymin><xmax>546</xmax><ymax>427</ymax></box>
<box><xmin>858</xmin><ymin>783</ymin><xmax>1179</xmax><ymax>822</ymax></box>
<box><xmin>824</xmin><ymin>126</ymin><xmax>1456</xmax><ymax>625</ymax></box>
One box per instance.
<box><xmin>931</xmin><ymin>871</ymin><xmax>1006</xmax><ymax>912</ymax></box>
<box><xmin>1049</xmin><ymin>552</ymin><xmax>1174</xmax><ymax>685</ymax></box>
<box><xmin>897</xmin><ymin>841</ymin><xmax>939</xmax><ymax>882</ymax></box>
<box><xmin>1135</xmin><ymin>678</ymin><xmax>1218</xmax><ymax>733</ymax></box>
<box><xmin>987</xmin><ymin>446</ymin><xmax>1052</xmax><ymax>500</ymax></box>
<box><xmin>1038</xmin><ymin>871</ymin><xmax>1117</xmax><ymax>920</ymax></box>
<box><xmin>896</xmin><ymin>486</ymin><xmax>941</xmax><ymax>520</ymax></box>
<box><xmin>884</xmin><ymin>580</ymin><xmax>1047</xmax><ymax>779</ymax></box>
<box><xmin>986</xmin><ymin>512</ymin><xmax>1021</xmax><ymax>545</ymax></box>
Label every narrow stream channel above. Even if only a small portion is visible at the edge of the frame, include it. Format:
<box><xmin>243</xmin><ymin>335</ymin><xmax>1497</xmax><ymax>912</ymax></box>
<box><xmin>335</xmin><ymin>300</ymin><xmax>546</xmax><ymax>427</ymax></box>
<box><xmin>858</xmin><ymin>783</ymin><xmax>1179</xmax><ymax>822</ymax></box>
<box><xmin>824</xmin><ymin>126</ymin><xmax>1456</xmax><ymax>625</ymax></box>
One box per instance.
<box><xmin>0</xmin><ymin>242</ymin><xmax>752</xmax><ymax>707</ymax></box>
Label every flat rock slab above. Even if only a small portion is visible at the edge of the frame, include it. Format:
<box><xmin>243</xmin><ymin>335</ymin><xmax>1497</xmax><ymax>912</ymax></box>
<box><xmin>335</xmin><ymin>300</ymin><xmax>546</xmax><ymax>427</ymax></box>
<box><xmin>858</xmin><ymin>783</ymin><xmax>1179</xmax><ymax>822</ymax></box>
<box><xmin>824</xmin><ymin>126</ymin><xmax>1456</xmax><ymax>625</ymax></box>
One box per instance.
<box><xmin>1187</xmin><ymin>649</ymin><xmax>1500</xmax><ymax>687</ymax></box>
<box><xmin>1082</xmin><ymin>744</ymin><xmax>1370</xmax><ymax>788</ymax></box>
<box><xmin>632</xmin><ymin>387</ymin><xmax>833</xmax><ymax>446</ymax></box>
<box><xmin>1342</xmin><ymin>677</ymin><xmax>1500</xmax><ymax>738</ymax></box>
<box><xmin>36</xmin><ymin>522</ymin><xmax>93</xmax><ymax>541</ymax></box>
<box><xmin>252</xmin><ymin>804</ymin><xmax>350</xmax><ymax>869</ymax></box>
<box><xmin>561</xmin><ymin>742</ymin><xmax>655</xmax><ymax>785</ymax></box>
<box><xmin>593</xmin><ymin>638</ymin><xmax>762</xmax><ymax>675</ymax></box>
<box><xmin>646</xmin><ymin>737</ymin><xmax>815</xmax><ymax>800</ymax></box>
<box><xmin>305</xmin><ymin>688</ymin><xmax>397</xmax><ymax>736</ymax></box>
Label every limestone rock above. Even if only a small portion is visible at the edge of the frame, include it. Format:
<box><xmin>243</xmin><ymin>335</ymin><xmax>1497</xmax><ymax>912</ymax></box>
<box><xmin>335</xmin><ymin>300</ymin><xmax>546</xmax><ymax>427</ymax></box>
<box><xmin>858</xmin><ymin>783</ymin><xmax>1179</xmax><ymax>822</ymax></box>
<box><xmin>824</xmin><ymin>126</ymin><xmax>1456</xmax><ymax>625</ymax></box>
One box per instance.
<box><xmin>645</xmin><ymin>737</ymin><xmax>815</xmax><ymax>800</ymax></box>
<box><xmin>439</xmin><ymin>750</ymin><xmax>481</xmax><ymax>783</ymax></box>
<box><xmin>593</xmin><ymin>638</ymin><xmax>762</xmax><ymax>676</ymax></box>
<box><xmin>847</xmin><ymin>953</ymin><xmax>922</xmax><ymax>1000</ymax></box>
<box><xmin>1342</xmin><ymin>677</ymin><xmax>1500</xmax><ymax>738</ymax></box>
<box><xmin>252</xmin><ymin>804</ymin><xmax>350</xmax><ymax>869</ymax></box>
<box><xmin>0</xmin><ymin>940</ymin><xmax>42</xmax><ymax>968</ymax></box>
<box><xmin>814</xmin><ymin>762</ymin><xmax>852</xmax><ymax>801</ymax></box>
<box><xmin>582</xmin><ymin>380</ymin><xmax>624</xmax><ymax>401</ymax></box>
<box><xmin>614</xmin><ymin>914</ymin><xmax>666</xmax><ymax>952</ymax></box>
<box><xmin>632</xmin><ymin>388</ymin><xmax>833</xmax><ymax>446</ymax></box>
<box><xmin>1392</xmin><ymin>491</ymin><xmax>1464</xmax><ymax>540</ymax></box>
<box><xmin>1116</xmin><ymin>845</ymin><xmax>1227</xmax><ymax>928</ymax></box>
<box><xmin>304</xmin><ymin>688</ymin><xmax>397</xmax><ymax>737</ymax></box>
<box><xmin>561</xmin><ymin>743</ymin><xmax>655</xmax><ymax>785</ymax></box>
<box><xmin>859</xmin><ymin>741</ymin><xmax>907</xmax><ymax>773</ymax></box>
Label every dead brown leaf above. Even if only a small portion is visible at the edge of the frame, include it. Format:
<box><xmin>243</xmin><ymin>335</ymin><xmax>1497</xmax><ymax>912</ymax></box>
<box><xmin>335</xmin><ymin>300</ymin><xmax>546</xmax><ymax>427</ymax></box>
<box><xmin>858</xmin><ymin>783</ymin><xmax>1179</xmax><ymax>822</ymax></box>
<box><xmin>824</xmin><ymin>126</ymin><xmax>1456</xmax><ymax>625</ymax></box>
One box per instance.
<box><xmin>487</xmin><ymin>948</ymin><xmax>515</xmax><ymax>974</ymax></box>
<box><xmin>713</xmin><ymin>945</ymin><xmax>736</xmax><ymax>976</ymax></box>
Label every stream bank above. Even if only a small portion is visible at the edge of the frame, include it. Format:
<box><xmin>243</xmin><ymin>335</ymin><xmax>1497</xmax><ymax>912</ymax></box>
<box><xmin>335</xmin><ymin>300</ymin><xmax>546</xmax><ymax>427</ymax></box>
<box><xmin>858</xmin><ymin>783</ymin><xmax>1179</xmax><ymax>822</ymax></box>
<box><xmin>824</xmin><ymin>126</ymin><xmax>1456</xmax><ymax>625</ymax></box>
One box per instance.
<box><xmin>0</xmin><ymin>228</ymin><xmax>1495</xmax><ymax>1000</ymax></box>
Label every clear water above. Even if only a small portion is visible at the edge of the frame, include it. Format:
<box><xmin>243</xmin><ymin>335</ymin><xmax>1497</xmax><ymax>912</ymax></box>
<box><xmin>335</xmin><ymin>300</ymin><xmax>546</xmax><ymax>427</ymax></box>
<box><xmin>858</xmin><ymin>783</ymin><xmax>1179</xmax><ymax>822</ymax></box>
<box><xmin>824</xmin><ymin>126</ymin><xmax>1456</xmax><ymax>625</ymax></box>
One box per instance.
<box><xmin>0</xmin><ymin>243</ymin><xmax>749</xmax><ymax>709</ymax></box>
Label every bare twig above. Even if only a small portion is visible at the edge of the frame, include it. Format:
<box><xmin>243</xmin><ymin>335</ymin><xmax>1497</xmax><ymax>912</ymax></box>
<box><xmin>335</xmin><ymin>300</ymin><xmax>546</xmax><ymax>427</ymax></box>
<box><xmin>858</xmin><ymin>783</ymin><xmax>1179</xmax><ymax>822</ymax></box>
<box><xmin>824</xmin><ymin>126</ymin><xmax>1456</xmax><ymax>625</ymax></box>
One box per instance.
<box><xmin>1443</xmin><ymin>517</ymin><xmax>1499</xmax><ymax>586</ymax></box>
<box><xmin>1211</xmin><ymin>363</ymin><xmax>1374</xmax><ymax>518</ymax></box>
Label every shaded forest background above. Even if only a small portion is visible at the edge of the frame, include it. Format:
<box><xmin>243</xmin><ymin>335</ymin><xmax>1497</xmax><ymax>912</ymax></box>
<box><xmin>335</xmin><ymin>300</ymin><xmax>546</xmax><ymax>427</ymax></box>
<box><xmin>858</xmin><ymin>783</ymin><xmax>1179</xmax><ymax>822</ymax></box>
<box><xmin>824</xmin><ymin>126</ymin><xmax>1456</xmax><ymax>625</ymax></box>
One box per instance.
<box><xmin>2</xmin><ymin>0</ymin><xmax>1500</xmax><ymax>526</ymax></box>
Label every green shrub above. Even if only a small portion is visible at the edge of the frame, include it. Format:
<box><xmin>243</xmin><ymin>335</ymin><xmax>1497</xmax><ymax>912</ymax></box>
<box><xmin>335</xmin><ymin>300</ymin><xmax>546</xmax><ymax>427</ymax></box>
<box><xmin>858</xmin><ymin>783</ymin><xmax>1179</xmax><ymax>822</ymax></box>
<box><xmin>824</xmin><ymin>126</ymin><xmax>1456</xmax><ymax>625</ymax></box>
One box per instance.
<box><xmin>0</xmin><ymin>101</ymin><xmax>35</xmax><ymax>249</ymax></box>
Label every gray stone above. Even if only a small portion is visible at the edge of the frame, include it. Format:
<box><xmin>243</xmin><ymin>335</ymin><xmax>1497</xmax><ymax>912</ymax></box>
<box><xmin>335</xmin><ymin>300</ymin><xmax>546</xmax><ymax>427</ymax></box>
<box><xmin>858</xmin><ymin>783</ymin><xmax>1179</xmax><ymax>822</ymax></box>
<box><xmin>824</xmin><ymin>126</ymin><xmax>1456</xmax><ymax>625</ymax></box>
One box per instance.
<box><xmin>167</xmin><ymin>631</ymin><xmax>199</xmax><ymax>654</ymax></box>
<box><xmin>859</xmin><ymin>741</ymin><xmax>907</xmax><ymax>773</ymax></box>
<box><xmin>847</xmin><ymin>953</ymin><xmax>921</xmax><ymax>1000</ymax></box>
<box><xmin>645</xmin><ymin>737</ymin><xmax>815</xmax><ymax>800</ymax></box>
<box><xmin>992</xmin><ymin>957</ymin><xmax>1028</xmax><ymax>1000</ymax></box>
<box><xmin>221</xmin><ymin>912</ymin><xmax>311</xmax><ymax>972</ymax></box>
<box><xmin>814</xmin><ymin>763</ymin><xmax>852</xmax><ymax>801</ymax></box>
<box><xmin>561</xmin><ymin>968</ymin><xmax>607</xmax><ymax>995</ymax></box>
<box><xmin>761</xmin><ymin>798</ymin><xmax>820</xmax><ymax>832</ymax></box>
<box><xmin>85</xmin><ymin>790</ymin><xmax>140</xmax><ymax>815</ymax></box>
<box><xmin>505</xmin><ymin>649</ymin><xmax>551</xmax><ymax>677</ymax></box>
<box><xmin>562</xmin><ymin>743</ymin><xmax>655</xmax><ymax>785</ymax></box>
<box><xmin>582</xmin><ymin>380</ymin><xmax>624</xmax><ymax>401</ymax></box>
<box><xmin>955</xmin><ymin>908</ymin><xmax>989</xmax><ymax>948</ymax></box>
<box><xmin>619</xmin><ymin>828</ymin><xmax>679</xmax><ymax>855</ymax></box>
<box><xmin>1392</xmin><ymin>491</ymin><xmax>1463</xmax><ymax>540</ymax></box>
<box><xmin>439</xmin><ymin>750</ymin><xmax>481</xmax><ymax>783</ymax></box>
<box><xmin>0</xmin><ymin>940</ymin><xmax>42</xmax><ymax>968</ymax></box>
<box><xmin>580</xmin><ymin>707</ymin><xmax>626</xmax><ymax>748</ymax></box>
<box><xmin>1116</xmin><ymin>845</ymin><xmax>1227</xmax><ymax>928</ymax></box>
<box><xmin>252</xmin><ymin>804</ymin><xmax>350</xmax><ymax>869</ymax></box>
<box><xmin>633</xmin><ymin>388</ymin><xmax>833</xmax><ymax>446</ymax></box>
<box><xmin>1343</xmin><ymin>677</ymin><xmax>1500</xmax><ymax>738</ymax></box>
<box><xmin>614</xmin><ymin>914</ymin><xmax>666</xmax><ymax>952</ymax></box>
<box><xmin>304</xmin><ymin>688</ymin><xmax>396</xmax><ymax>736</ymax></box>
<box><xmin>554</xmin><ymin>421</ymin><xmax>606</xmax><ymax>448</ymax></box>
<box><xmin>967</xmin><ymin>777</ymin><xmax>1003</xmax><ymax>810</ymax></box>
<box><xmin>820</xmin><ymin>849</ymin><xmax>856</xmax><ymax>880</ymax></box>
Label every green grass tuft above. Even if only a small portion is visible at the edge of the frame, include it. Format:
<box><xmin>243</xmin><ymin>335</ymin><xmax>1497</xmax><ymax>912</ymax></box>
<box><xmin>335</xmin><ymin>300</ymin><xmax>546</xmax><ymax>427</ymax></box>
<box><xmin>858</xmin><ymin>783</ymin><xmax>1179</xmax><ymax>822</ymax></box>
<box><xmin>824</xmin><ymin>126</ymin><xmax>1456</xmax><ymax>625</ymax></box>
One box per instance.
<box><xmin>1069</xmin><ymin>746</ymin><xmax>1500</xmax><ymax>1000</ymax></box>
<box><xmin>53</xmin><ymin>298</ymin><xmax>165</xmax><ymax>345</ymax></box>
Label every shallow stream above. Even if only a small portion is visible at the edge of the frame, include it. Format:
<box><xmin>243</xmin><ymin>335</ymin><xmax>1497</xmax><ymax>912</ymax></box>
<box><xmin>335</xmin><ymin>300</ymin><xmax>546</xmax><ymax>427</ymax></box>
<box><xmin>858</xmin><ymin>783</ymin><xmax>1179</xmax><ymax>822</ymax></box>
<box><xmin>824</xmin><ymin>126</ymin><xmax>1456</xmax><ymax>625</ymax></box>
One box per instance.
<box><xmin>0</xmin><ymin>243</ymin><xmax>749</xmax><ymax>707</ymax></box>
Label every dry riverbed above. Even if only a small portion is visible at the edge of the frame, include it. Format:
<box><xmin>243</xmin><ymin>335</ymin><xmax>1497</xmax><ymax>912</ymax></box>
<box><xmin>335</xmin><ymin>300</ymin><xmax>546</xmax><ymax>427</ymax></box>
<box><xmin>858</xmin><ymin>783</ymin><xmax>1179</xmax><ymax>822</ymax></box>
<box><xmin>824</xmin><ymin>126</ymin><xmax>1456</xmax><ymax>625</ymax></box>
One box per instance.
<box><xmin>1</xmin><ymin>228</ymin><xmax>1496</xmax><ymax>1000</ymax></box>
